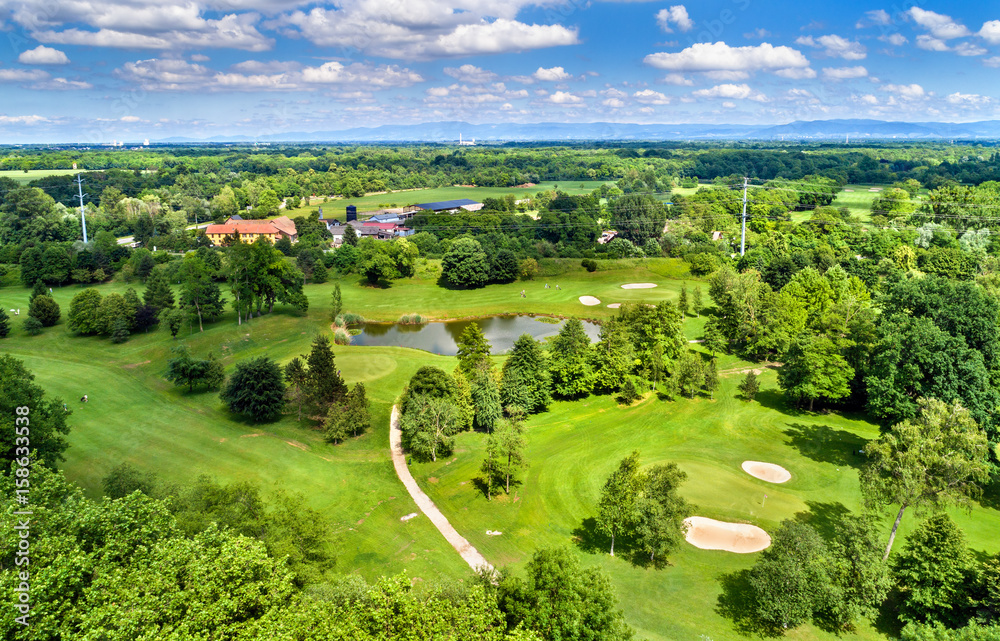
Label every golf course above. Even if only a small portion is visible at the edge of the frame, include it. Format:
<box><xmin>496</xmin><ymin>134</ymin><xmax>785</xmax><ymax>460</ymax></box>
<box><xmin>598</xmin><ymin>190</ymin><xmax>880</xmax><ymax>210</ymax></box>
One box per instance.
<box><xmin>3</xmin><ymin>259</ymin><xmax>1000</xmax><ymax>640</ymax></box>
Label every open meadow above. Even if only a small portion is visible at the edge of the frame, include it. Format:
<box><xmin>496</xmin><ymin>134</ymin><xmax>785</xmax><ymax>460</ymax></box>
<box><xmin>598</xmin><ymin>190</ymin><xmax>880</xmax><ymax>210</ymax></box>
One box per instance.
<box><xmin>3</xmin><ymin>259</ymin><xmax>1000</xmax><ymax>640</ymax></box>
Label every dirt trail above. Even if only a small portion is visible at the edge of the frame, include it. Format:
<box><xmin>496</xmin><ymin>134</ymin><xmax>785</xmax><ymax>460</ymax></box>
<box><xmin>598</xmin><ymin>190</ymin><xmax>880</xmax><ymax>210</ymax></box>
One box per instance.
<box><xmin>389</xmin><ymin>405</ymin><xmax>493</xmax><ymax>573</ymax></box>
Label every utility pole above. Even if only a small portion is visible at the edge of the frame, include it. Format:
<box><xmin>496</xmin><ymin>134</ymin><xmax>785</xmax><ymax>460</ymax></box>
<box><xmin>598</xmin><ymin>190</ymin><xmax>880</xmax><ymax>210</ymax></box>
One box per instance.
<box><xmin>740</xmin><ymin>176</ymin><xmax>748</xmax><ymax>256</ymax></box>
<box><xmin>75</xmin><ymin>174</ymin><xmax>88</xmax><ymax>243</ymax></box>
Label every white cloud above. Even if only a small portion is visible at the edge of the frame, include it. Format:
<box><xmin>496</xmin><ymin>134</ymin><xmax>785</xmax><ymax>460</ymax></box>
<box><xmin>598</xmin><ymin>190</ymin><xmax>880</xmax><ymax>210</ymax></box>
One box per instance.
<box><xmin>602</xmin><ymin>98</ymin><xmax>625</xmax><ymax>108</ymax></box>
<box><xmin>743</xmin><ymin>28</ymin><xmax>771</xmax><ymax>39</ymax></box>
<box><xmin>0</xmin><ymin>114</ymin><xmax>49</xmax><ymax>125</ymax></box>
<box><xmin>878</xmin><ymin>33</ymin><xmax>907</xmax><ymax>46</ymax></box>
<box><xmin>644</xmin><ymin>42</ymin><xmax>809</xmax><ymax>73</ymax></box>
<box><xmin>795</xmin><ymin>34</ymin><xmax>866</xmax><ymax>60</ymax></box>
<box><xmin>863</xmin><ymin>10</ymin><xmax>891</xmax><ymax>26</ymax></box>
<box><xmin>190</xmin><ymin>54</ymin><xmax>210</xmax><ymax>62</ymax></box>
<box><xmin>18</xmin><ymin>45</ymin><xmax>69</xmax><ymax>65</ymax></box>
<box><xmin>857</xmin><ymin>94</ymin><xmax>878</xmax><ymax>105</ymax></box>
<box><xmin>660</xmin><ymin>73</ymin><xmax>693</xmax><ymax>85</ymax></box>
<box><xmin>633</xmin><ymin>89</ymin><xmax>671</xmax><ymax>105</ymax></box>
<box><xmin>882</xmin><ymin>83</ymin><xmax>925</xmax><ymax>99</ymax></box>
<box><xmin>32</xmin><ymin>13</ymin><xmax>272</xmax><ymax>51</ymax></box>
<box><xmin>822</xmin><ymin>65</ymin><xmax>868</xmax><ymax>80</ymax></box>
<box><xmin>916</xmin><ymin>35</ymin><xmax>950</xmax><ymax>52</ymax></box>
<box><xmin>443</xmin><ymin>64</ymin><xmax>497</xmax><ymax>83</ymax></box>
<box><xmin>775</xmin><ymin>67</ymin><xmax>816</xmax><ymax>79</ymax></box>
<box><xmin>0</xmin><ymin>69</ymin><xmax>49</xmax><ymax>82</ymax></box>
<box><xmin>907</xmin><ymin>8</ymin><xmax>971</xmax><ymax>40</ymax></box>
<box><xmin>533</xmin><ymin>66</ymin><xmax>571</xmax><ymax>82</ymax></box>
<box><xmin>32</xmin><ymin>77</ymin><xmax>92</xmax><ymax>90</ymax></box>
<box><xmin>954</xmin><ymin>42</ymin><xmax>987</xmax><ymax>56</ymax></box>
<box><xmin>548</xmin><ymin>90</ymin><xmax>582</xmax><ymax>104</ymax></box>
<box><xmin>946</xmin><ymin>92</ymin><xmax>990</xmax><ymax>106</ymax></box>
<box><xmin>691</xmin><ymin>83</ymin><xmax>767</xmax><ymax>102</ymax></box>
<box><xmin>980</xmin><ymin>21</ymin><xmax>1000</xmax><ymax>44</ymax></box>
<box><xmin>231</xmin><ymin>60</ymin><xmax>300</xmax><ymax>73</ymax></box>
<box><xmin>985</xmin><ymin>56</ymin><xmax>1000</xmax><ymax>68</ymax></box>
<box><xmin>656</xmin><ymin>5</ymin><xmax>693</xmax><ymax>33</ymax></box>
<box><xmin>703</xmin><ymin>70</ymin><xmax>749</xmax><ymax>81</ymax></box>
<box><xmin>300</xmin><ymin>61</ymin><xmax>423</xmax><ymax>87</ymax></box>
<box><xmin>426</xmin><ymin>86</ymin><xmax>450</xmax><ymax>97</ymax></box>
<box><xmin>785</xmin><ymin>88</ymin><xmax>819</xmax><ymax>104</ymax></box>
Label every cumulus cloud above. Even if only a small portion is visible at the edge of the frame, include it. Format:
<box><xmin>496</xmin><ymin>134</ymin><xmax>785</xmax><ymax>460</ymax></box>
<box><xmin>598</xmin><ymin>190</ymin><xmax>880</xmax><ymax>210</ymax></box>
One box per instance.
<box><xmin>986</xmin><ymin>56</ymin><xmax>1000</xmax><ymax>68</ymax></box>
<box><xmin>977</xmin><ymin>21</ymin><xmax>1000</xmax><ymax>45</ymax></box>
<box><xmin>882</xmin><ymin>83</ymin><xmax>925</xmax><ymax>99</ymax></box>
<box><xmin>743</xmin><ymin>28</ymin><xmax>771</xmax><ymax>39</ymax></box>
<box><xmin>548</xmin><ymin>90</ymin><xmax>582</xmax><ymax>104</ymax></box>
<box><xmin>660</xmin><ymin>73</ymin><xmax>693</xmax><ymax>85</ymax></box>
<box><xmin>18</xmin><ymin>45</ymin><xmax>69</xmax><ymax>65</ymax></box>
<box><xmin>533</xmin><ymin>66</ymin><xmax>571</xmax><ymax>81</ymax></box>
<box><xmin>879</xmin><ymin>33</ymin><xmax>907</xmax><ymax>46</ymax></box>
<box><xmin>443</xmin><ymin>64</ymin><xmax>497</xmax><ymax>83</ymax></box>
<box><xmin>32</xmin><ymin>77</ymin><xmax>92</xmax><ymax>90</ymax></box>
<box><xmin>32</xmin><ymin>13</ymin><xmax>272</xmax><ymax>51</ymax></box>
<box><xmin>947</xmin><ymin>92</ymin><xmax>990</xmax><ymax>106</ymax></box>
<box><xmin>907</xmin><ymin>8</ymin><xmax>971</xmax><ymax>39</ymax></box>
<box><xmin>633</xmin><ymin>89</ymin><xmax>671</xmax><ymax>105</ymax></box>
<box><xmin>795</xmin><ymin>34</ymin><xmax>866</xmax><ymax>60</ymax></box>
<box><xmin>644</xmin><ymin>42</ymin><xmax>809</xmax><ymax>73</ymax></box>
<box><xmin>425</xmin><ymin>86</ymin><xmax>450</xmax><ymax>97</ymax></box>
<box><xmin>954</xmin><ymin>42</ymin><xmax>987</xmax><ymax>56</ymax></box>
<box><xmin>0</xmin><ymin>69</ymin><xmax>49</xmax><ymax>82</ymax></box>
<box><xmin>775</xmin><ymin>67</ymin><xmax>816</xmax><ymax>79</ymax></box>
<box><xmin>0</xmin><ymin>114</ymin><xmax>49</xmax><ymax>124</ymax></box>
<box><xmin>704</xmin><ymin>70</ymin><xmax>749</xmax><ymax>81</ymax></box>
<box><xmin>916</xmin><ymin>35</ymin><xmax>950</xmax><ymax>52</ymax></box>
<box><xmin>857</xmin><ymin>94</ymin><xmax>878</xmax><ymax>105</ymax></box>
<box><xmin>602</xmin><ymin>98</ymin><xmax>624</xmax><ymax>108</ymax></box>
<box><xmin>822</xmin><ymin>65</ymin><xmax>868</xmax><ymax>80</ymax></box>
<box><xmin>656</xmin><ymin>5</ymin><xmax>693</xmax><ymax>33</ymax></box>
<box><xmin>691</xmin><ymin>83</ymin><xmax>767</xmax><ymax>101</ymax></box>
<box><xmin>861</xmin><ymin>9</ymin><xmax>891</xmax><ymax>27</ymax></box>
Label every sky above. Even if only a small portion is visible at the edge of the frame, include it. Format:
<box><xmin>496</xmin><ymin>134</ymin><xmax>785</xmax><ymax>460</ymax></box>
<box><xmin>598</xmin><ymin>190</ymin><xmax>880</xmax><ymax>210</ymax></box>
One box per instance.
<box><xmin>0</xmin><ymin>0</ymin><xmax>998</xmax><ymax>142</ymax></box>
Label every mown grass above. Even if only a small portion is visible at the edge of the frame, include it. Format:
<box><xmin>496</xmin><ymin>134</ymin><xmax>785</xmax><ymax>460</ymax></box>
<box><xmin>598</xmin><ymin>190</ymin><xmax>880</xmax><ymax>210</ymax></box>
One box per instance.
<box><xmin>0</xmin><ymin>169</ymin><xmax>93</xmax><ymax>184</ymax></box>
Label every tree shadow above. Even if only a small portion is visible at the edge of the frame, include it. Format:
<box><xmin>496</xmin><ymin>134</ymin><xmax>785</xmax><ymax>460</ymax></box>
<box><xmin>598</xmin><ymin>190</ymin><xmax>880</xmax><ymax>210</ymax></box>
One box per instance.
<box><xmin>978</xmin><ymin>475</ymin><xmax>1000</xmax><ymax>511</ymax></box>
<box><xmin>783</xmin><ymin>423</ymin><xmax>869</xmax><ymax>469</ymax></box>
<box><xmin>716</xmin><ymin>569</ymin><xmax>782</xmax><ymax>638</ymax></box>
<box><xmin>793</xmin><ymin>501</ymin><xmax>852</xmax><ymax>542</ymax></box>
<box><xmin>754</xmin><ymin>389</ymin><xmax>804</xmax><ymax>417</ymax></box>
<box><xmin>571</xmin><ymin>517</ymin><xmax>611</xmax><ymax>555</ymax></box>
<box><xmin>873</xmin><ymin>589</ymin><xmax>904</xmax><ymax>638</ymax></box>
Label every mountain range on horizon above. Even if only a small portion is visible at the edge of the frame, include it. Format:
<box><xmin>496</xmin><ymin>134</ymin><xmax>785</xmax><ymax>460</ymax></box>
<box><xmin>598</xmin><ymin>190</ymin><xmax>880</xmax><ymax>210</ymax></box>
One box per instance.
<box><xmin>148</xmin><ymin>119</ymin><xmax>1000</xmax><ymax>145</ymax></box>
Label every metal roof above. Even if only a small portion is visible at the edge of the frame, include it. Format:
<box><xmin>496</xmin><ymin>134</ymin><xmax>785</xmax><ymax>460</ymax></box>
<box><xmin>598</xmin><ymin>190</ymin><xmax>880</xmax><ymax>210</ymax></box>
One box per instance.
<box><xmin>413</xmin><ymin>198</ymin><xmax>481</xmax><ymax>211</ymax></box>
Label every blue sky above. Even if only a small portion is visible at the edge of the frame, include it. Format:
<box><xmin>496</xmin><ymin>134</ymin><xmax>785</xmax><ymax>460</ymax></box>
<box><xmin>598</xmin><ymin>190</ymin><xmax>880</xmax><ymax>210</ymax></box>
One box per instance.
<box><xmin>0</xmin><ymin>0</ymin><xmax>997</xmax><ymax>142</ymax></box>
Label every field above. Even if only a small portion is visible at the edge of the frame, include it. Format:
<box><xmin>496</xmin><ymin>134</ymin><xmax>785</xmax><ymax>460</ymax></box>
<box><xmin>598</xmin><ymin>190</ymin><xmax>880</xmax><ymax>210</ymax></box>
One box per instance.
<box><xmin>284</xmin><ymin>181</ymin><xmax>612</xmax><ymax>219</ymax></box>
<box><xmin>0</xmin><ymin>168</ymin><xmax>91</xmax><ymax>184</ymax></box>
<box><xmin>4</xmin><ymin>260</ymin><xmax>1000</xmax><ymax>640</ymax></box>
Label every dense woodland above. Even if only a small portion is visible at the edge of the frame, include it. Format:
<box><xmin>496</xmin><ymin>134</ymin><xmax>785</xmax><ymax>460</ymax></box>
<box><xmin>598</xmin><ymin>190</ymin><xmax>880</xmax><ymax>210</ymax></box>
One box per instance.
<box><xmin>4</xmin><ymin>142</ymin><xmax>1000</xmax><ymax>639</ymax></box>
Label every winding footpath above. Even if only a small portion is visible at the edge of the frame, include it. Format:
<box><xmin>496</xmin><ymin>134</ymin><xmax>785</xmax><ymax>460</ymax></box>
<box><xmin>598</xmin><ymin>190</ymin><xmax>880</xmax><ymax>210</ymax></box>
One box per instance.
<box><xmin>389</xmin><ymin>405</ymin><xmax>494</xmax><ymax>573</ymax></box>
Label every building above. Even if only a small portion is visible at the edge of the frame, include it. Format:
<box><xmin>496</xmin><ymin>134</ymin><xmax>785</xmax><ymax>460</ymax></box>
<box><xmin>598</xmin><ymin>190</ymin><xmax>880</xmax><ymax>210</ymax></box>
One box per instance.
<box><xmin>598</xmin><ymin>230</ymin><xmax>618</xmax><ymax>244</ymax></box>
<box><xmin>413</xmin><ymin>198</ymin><xmax>483</xmax><ymax>213</ymax></box>
<box><xmin>205</xmin><ymin>217</ymin><xmax>298</xmax><ymax>246</ymax></box>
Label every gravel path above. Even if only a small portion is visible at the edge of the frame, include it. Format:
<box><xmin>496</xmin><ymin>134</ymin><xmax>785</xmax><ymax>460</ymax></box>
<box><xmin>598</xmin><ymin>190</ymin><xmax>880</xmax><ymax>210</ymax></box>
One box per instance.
<box><xmin>389</xmin><ymin>405</ymin><xmax>493</xmax><ymax>573</ymax></box>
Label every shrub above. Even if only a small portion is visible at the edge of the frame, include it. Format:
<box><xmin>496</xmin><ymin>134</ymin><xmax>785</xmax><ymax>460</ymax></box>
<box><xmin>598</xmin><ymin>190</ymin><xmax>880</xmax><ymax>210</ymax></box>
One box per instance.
<box><xmin>333</xmin><ymin>327</ymin><xmax>352</xmax><ymax>345</ymax></box>
<box><xmin>29</xmin><ymin>294</ymin><xmax>61</xmax><ymax>327</ymax></box>
<box><xmin>398</xmin><ymin>313</ymin><xmax>425</xmax><ymax>325</ymax></box>
<box><xmin>23</xmin><ymin>316</ymin><xmax>43</xmax><ymax>335</ymax></box>
<box><xmin>581</xmin><ymin>258</ymin><xmax>598</xmax><ymax>272</ymax></box>
<box><xmin>335</xmin><ymin>312</ymin><xmax>365</xmax><ymax>326</ymax></box>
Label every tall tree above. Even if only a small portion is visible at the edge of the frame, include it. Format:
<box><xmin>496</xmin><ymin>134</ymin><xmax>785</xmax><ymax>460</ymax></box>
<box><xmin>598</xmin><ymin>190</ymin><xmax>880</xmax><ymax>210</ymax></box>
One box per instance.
<box><xmin>331</xmin><ymin>283</ymin><xmax>342</xmax><ymax>320</ymax></box>
<box><xmin>692</xmin><ymin>285</ymin><xmax>703</xmax><ymax>318</ymax></box>
<box><xmin>548</xmin><ymin>319</ymin><xmax>594</xmax><ymax>398</ymax></box>
<box><xmin>284</xmin><ymin>357</ymin><xmax>308</xmax><ymax>422</ymax></box>
<box><xmin>441</xmin><ymin>237</ymin><xmax>491</xmax><ymax>288</ymax></box>
<box><xmin>738</xmin><ymin>370</ymin><xmax>760</xmax><ymax>401</ymax></box>
<box><xmin>778</xmin><ymin>334</ymin><xmax>853</xmax><ymax>411</ymax></box>
<box><xmin>28</xmin><ymin>294</ymin><xmax>61</xmax><ymax>327</ymax></box>
<box><xmin>456</xmin><ymin>323</ymin><xmax>492</xmax><ymax>375</ymax></box>
<box><xmin>673</xmin><ymin>351</ymin><xmax>703</xmax><ymax>398</ymax></box>
<box><xmin>471</xmin><ymin>366</ymin><xmax>502</xmax><ymax>432</ymax></box>
<box><xmin>219</xmin><ymin>356</ymin><xmax>286</xmax><ymax>422</ymax></box>
<box><xmin>0</xmin><ymin>307</ymin><xmax>9</xmax><ymax>339</ymax></box>
<box><xmin>678</xmin><ymin>282</ymin><xmax>689</xmax><ymax>317</ymax></box>
<box><xmin>492</xmin><ymin>417</ymin><xmax>526</xmax><ymax>494</ymax></box>
<box><xmin>861</xmin><ymin>398</ymin><xmax>991</xmax><ymax>560</ymax></box>
<box><xmin>179</xmin><ymin>255</ymin><xmax>224</xmax><ymax>332</ymax></box>
<box><xmin>826</xmin><ymin>514</ymin><xmax>892</xmax><ymax>631</ymax></box>
<box><xmin>304</xmin><ymin>334</ymin><xmax>346</xmax><ymax>417</ymax></box>
<box><xmin>591</xmin><ymin>318</ymin><xmax>635</xmax><ymax>395</ymax></box>
<box><xmin>324</xmin><ymin>382</ymin><xmax>371</xmax><ymax>443</ymax></box>
<box><xmin>143</xmin><ymin>269</ymin><xmax>175</xmax><ymax>313</ymax></box>
<box><xmin>499</xmin><ymin>334</ymin><xmax>552</xmax><ymax>415</ymax></box>
<box><xmin>702</xmin><ymin>359</ymin><xmax>719</xmax><ymax>400</ymax></box>
<box><xmin>634</xmin><ymin>463</ymin><xmax>691</xmax><ymax>564</ymax></box>
<box><xmin>0</xmin><ymin>354</ymin><xmax>71</xmax><ymax>468</ymax></box>
<box><xmin>399</xmin><ymin>395</ymin><xmax>462</xmax><ymax>462</ymax></box>
<box><xmin>597</xmin><ymin>450</ymin><xmax>643</xmax><ymax>557</ymax></box>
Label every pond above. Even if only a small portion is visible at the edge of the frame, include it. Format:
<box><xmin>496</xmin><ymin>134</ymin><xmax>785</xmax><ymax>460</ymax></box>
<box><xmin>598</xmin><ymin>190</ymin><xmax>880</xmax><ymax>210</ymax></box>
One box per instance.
<box><xmin>350</xmin><ymin>315</ymin><xmax>602</xmax><ymax>356</ymax></box>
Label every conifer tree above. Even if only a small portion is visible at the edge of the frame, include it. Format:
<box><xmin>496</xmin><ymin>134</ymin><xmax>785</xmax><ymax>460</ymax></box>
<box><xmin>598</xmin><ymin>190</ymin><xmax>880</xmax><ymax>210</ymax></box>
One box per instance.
<box><xmin>143</xmin><ymin>269</ymin><xmax>175</xmax><ymax>313</ymax></box>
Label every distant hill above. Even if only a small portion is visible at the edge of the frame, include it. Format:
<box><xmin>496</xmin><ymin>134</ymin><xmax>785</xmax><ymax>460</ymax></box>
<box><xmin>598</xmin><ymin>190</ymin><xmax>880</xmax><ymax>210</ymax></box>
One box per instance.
<box><xmin>152</xmin><ymin>119</ymin><xmax>1000</xmax><ymax>144</ymax></box>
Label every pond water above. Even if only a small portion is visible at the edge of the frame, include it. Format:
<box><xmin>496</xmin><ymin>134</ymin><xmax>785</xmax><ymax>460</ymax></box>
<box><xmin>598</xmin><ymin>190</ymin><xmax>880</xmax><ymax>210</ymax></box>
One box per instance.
<box><xmin>351</xmin><ymin>315</ymin><xmax>602</xmax><ymax>356</ymax></box>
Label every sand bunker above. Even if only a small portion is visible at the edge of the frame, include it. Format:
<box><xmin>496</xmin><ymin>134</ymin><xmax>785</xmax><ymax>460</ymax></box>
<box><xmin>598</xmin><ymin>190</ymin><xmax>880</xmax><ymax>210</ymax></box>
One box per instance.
<box><xmin>607</xmin><ymin>303</ymin><xmax>621</xmax><ymax>309</ymax></box>
<box><xmin>684</xmin><ymin>516</ymin><xmax>771</xmax><ymax>553</ymax></box>
<box><xmin>620</xmin><ymin>283</ymin><xmax>658</xmax><ymax>289</ymax></box>
<box><xmin>579</xmin><ymin>296</ymin><xmax>601</xmax><ymax>306</ymax></box>
<box><xmin>741</xmin><ymin>461</ymin><xmax>791</xmax><ymax>484</ymax></box>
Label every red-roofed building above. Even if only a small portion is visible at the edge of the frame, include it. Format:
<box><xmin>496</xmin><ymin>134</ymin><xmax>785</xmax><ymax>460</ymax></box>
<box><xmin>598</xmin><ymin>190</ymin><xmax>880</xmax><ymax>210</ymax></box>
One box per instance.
<box><xmin>206</xmin><ymin>220</ymin><xmax>290</xmax><ymax>246</ymax></box>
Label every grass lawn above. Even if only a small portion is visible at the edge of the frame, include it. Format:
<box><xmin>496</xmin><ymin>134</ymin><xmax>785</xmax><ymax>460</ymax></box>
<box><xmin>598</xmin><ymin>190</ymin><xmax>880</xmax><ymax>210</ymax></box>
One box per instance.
<box><xmin>4</xmin><ymin>259</ymin><xmax>998</xmax><ymax>640</ymax></box>
<box><xmin>0</xmin><ymin>169</ymin><xmax>93</xmax><ymax>184</ymax></box>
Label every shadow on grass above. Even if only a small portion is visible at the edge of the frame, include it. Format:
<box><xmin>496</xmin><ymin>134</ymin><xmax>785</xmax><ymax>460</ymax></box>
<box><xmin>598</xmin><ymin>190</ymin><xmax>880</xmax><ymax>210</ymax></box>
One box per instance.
<box><xmin>571</xmin><ymin>517</ymin><xmax>678</xmax><ymax>569</ymax></box>
<box><xmin>783</xmin><ymin>423</ymin><xmax>869</xmax><ymax>469</ymax></box>
<box><xmin>716</xmin><ymin>569</ymin><xmax>782</xmax><ymax>638</ymax></box>
<box><xmin>873</xmin><ymin>589</ymin><xmax>905</xmax><ymax>638</ymax></box>
<box><xmin>978</xmin><ymin>475</ymin><xmax>1000</xmax><ymax>512</ymax></box>
<box><xmin>571</xmin><ymin>517</ymin><xmax>611</xmax><ymax>555</ymax></box>
<box><xmin>793</xmin><ymin>501</ymin><xmax>852</xmax><ymax>542</ymax></box>
<box><xmin>754</xmin><ymin>389</ymin><xmax>804</xmax><ymax>417</ymax></box>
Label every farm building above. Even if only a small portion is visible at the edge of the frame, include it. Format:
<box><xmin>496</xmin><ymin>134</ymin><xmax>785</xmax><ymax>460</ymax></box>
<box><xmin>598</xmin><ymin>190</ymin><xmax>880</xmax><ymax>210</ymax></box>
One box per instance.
<box><xmin>413</xmin><ymin>198</ymin><xmax>483</xmax><ymax>213</ymax></box>
<box><xmin>205</xmin><ymin>216</ymin><xmax>298</xmax><ymax>246</ymax></box>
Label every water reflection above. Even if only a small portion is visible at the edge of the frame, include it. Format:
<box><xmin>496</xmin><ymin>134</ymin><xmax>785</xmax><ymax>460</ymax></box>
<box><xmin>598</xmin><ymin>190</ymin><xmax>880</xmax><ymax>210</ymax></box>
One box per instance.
<box><xmin>351</xmin><ymin>315</ymin><xmax>601</xmax><ymax>355</ymax></box>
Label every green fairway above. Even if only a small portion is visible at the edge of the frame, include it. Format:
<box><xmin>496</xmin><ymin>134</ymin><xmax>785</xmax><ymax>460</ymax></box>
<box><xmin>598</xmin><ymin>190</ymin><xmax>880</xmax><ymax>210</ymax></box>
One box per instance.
<box><xmin>0</xmin><ymin>168</ymin><xmax>92</xmax><ymax>184</ymax></box>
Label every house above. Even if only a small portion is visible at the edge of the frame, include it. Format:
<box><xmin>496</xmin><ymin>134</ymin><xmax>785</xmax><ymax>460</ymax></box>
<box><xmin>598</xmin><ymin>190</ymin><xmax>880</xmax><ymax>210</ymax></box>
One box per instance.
<box><xmin>207</xmin><ymin>216</ymin><xmax>298</xmax><ymax>246</ymax></box>
<box><xmin>711</xmin><ymin>231</ymin><xmax>725</xmax><ymax>242</ymax></box>
<box><xmin>598</xmin><ymin>230</ymin><xmax>618</xmax><ymax>244</ymax></box>
<box><xmin>269</xmin><ymin>216</ymin><xmax>298</xmax><ymax>242</ymax></box>
<box><xmin>413</xmin><ymin>198</ymin><xmax>483</xmax><ymax>213</ymax></box>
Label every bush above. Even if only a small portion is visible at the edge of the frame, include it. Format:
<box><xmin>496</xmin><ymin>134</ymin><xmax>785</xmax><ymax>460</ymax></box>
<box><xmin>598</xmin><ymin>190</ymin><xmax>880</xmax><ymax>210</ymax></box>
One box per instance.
<box><xmin>398</xmin><ymin>313</ymin><xmax>425</xmax><ymax>325</ymax></box>
<box><xmin>23</xmin><ymin>316</ymin><xmax>43</xmax><ymax>335</ymax></box>
<box><xmin>687</xmin><ymin>252</ymin><xmax>721</xmax><ymax>276</ymax></box>
<box><xmin>29</xmin><ymin>294</ymin><xmax>61</xmax><ymax>327</ymax></box>
<box><xmin>335</xmin><ymin>312</ymin><xmax>365</xmax><ymax>326</ymax></box>
<box><xmin>581</xmin><ymin>258</ymin><xmax>598</xmax><ymax>272</ymax></box>
<box><xmin>333</xmin><ymin>327</ymin><xmax>352</xmax><ymax>345</ymax></box>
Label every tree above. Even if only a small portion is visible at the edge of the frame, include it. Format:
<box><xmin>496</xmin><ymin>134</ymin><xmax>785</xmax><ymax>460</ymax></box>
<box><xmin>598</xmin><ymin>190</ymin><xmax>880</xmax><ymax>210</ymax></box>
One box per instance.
<box><xmin>778</xmin><ymin>334</ymin><xmax>853</xmax><ymax>411</ymax></box>
<box><xmin>456</xmin><ymin>323</ymin><xmax>491</xmax><ymax>374</ymax></box>
<box><xmin>441</xmin><ymin>237</ymin><xmax>490</xmax><ymax>288</ymax></box>
<box><xmin>284</xmin><ymin>357</ymin><xmax>308</xmax><ymax>422</ymax></box>
<box><xmin>401</xmin><ymin>366</ymin><xmax>456</xmax><ymax>413</ymax></box>
<box><xmin>738</xmin><ymin>370</ymin><xmax>760</xmax><ymax>401</ymax></box>
<box><xmin>29</xmin><ymin>293</ymin><xmax>61</xmax><ymax>327</ymax></box>
<box><xmin>701</xmin><ymin>317</ymin><xmax>726</xmax><ymax>357</ymax></box>
<box><xmin>499</xmin><ymin>334</ymin><xmax>552</xmax><ymax>414</ymax></box>
<box><xmin>331</xmin><ymin>283</ymin><xmax>342</xmax><ymax>320</ymax></box>
<box><xmin>29</xmin><ymin>279</ymin><xmax>46</xmax><ymax>302</ymax></box>
<box><xmin>492</xmin><ymin>248</ymin><xmax>520</xmax><ymax>283</ymax></box>
<box><xmin>634</xmin><ymin>463</ymin><xmax>690</xmax><ymax>564</ymax></box>
<box><xmin>610</xmin><ymin>193</ymin><xmax>667</xmax><ymax>244</ymax></box>
<box><xmin>519</xmin><ymin>257</ymin><xmax>539</xmax><ymax>281</ymax></box>
<box><xmin>692</xmin><ymin>285</ymin><xmax>703</xmax><ymax>317</ymax></box>
<box><xmin>22</xmin><ymin>316</ymin><xmax>43</xmax><ymax>335</ymax></box>
<box><xmin>42</xmin><ymin>245</ymin><xmax>70</xmax><ymax>285</ymax></box>
<box><xmin>895</xmin><ymin>513</ymin><xmax>976</xmax><ymax>626</ymax></box>
<box><xmin>471</xmin><ymin>366</ymin><xmax>502</xmax><ymax>432</ymax></box>
<box><xmin>98</xmin><ymin>292</ymin><xmax>132</xmax><ymax>336</ymax></box>
<box><xmin>826</xmin><ymin>514</ymin><xmax>892</xmax><ymax>631</ymax></box>
<box><xmin>399</xmin><ymin>394</ymin><xmax>462</xmax><ymax>462</ymax></box>
<box><xmin>861</xmin><ymin>398</ymin><xmax>991</xmax><ymax>560</ymax></box>
<box><xmin>102</xmin><ymin>462</ymin><xmax>157</xmax><ymax>499</ymax></box>
<box><xmin>110</xmin><ymin>317</ymin><xmax>130</xmax><ymax>344</ymax></box>
<box><xmin>325</xmin><ymin>383</ymin><xmax>371</xmax><ymax>443</ymax></box>
<box><xmin>597</xmin><ymin>450</ymin><xmax>643</xmax><ymax>557</ymax></box>
<box><xmin>678</xmin><ymin>282</ymin><xmax>689</xmax><ymax>317</ymax></box>
<box><xmin>549</xmin><ymin>319</ymin><xmax>594</xmax><ymax>398</ymax></box>
<box><xmin>343</xmin><ymin>224</ymin><xmax>358</xmax><ymax>246</ymax></box>
<box><xmin>673</xmin><ymin>351</ymin><xmax>703</xmax><ymax>398</ymax></box>
<box><xmin>495</xmin><ymin>547</ymin><xmax>633</xmax><ymax>641</ymax></box>
<box><xmin>358</xmin><ymin>241</ymin><xmax>397</xmax><ymax>285</ymax></box>
<box><xmin>134</xmin><ymin>305</ymin><xmax>159</xmax><ymax>332</ymax></box>
<box><xmin>179</xmin><ymin>255</ymin><xmax>224</xmax><ymax>331</ymax></box>
<box><xmin>0</xmin><ymin>354</ymin><xmax>71</xmax><ymax>468</ymax></box>
<box><xmin>484</xmin><ymin>417</ymin><xmax>526</xmax><ymax>494</ymax></box>
<box><xmin>591</xmin><ymin>318</ymin><xmax>635</xmax><ymax>395</ymax></box>
<box><xmin>19</xmin><ymin>246</ymin><xmax>44</xmax><ymax>286</ymax></box>
<box><xmin>0</xmin><ymin>307</ymin><xmax>8</xmax><ymax>339</ymax></box>
<box><xmin>746</xmin><ymin>520</ymin><xmax>836</xmax><ymax>632</ymax></box>
<box><xmin>702</xmin><ymin>359</ymin><xmax>719</xmax><ymax>399</ymax></box>
<box><xmin>164</xmin><ymin>308</ymin><xmax>185</xmax><ymax>338</ymax></box>
<box><xmin>130</xmin><ymin>248</ymin><xmax>156</xmax><ymax>280</ymax></box>
<box><xmin>165</xmin><ymin>346</ymin><xmax>224</xmax><ymax>392</ymax></box>
<box><xmin>143</xmin><ymin>269</ymin><xmax>175</xmax><ymax>313</ymax></box>
<box><xmin>303</xmin><ymin>334</ymin><xmax>346</xmax><ymax>417</ymax></box>
<box><xmin>219</xmin><ymin>356</ymin><xmax>286</xmax><ymax>422</ymax></box>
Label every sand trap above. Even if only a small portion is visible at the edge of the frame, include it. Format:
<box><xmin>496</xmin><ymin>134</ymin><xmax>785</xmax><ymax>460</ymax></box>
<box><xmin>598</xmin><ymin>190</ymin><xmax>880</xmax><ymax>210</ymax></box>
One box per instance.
<box><xmin>684</xmin><ymin>516</ymin><xmax>771</xmax><ymax>553</ymax></box>
<box><xmin>741</xmin><ymin>461</ymin><xmax>791</xmax><ymax>484</ymax></box>
<box><xmin>620</xmin><ymin>283</ymin><xmax>658</xmax><ymax>289</ymax></box>
<box><xmin>607</xmin><ymin>303</ymin><xmax>621</xmax><ymax>309</ymax></box>
<box><xmin>579</xmin><ymin>296</ymin><xmax>601</xmax><ymax>306</ymax></box>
